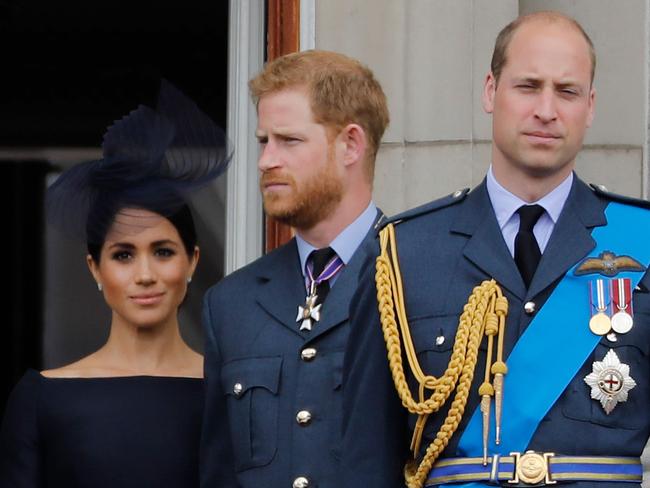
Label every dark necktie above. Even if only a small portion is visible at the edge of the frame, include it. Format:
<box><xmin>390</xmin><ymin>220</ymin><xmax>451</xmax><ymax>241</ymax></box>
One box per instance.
<box><xmin>514</xmin><ymin>204</ymin><xmax>545</xmax><ymax>288</ymax></box>
<box><xmin>309</xmin><ymin>247</ymin><xmax>338</xmax><ymax>307</ymax></box>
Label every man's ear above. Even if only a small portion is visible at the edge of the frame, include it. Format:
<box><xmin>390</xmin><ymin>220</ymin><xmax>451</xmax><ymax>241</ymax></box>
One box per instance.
<box><xmin>482</xmin><ymin>71</ymin><xmax>497</xmax><ymax>114</ymax></box>
<box><xmin>339</xmin><ymin>123</ymin><xmax>367</xmax><ymax>168</ymax></box>
<box><xmin>586</xmin><ymin>86</ymin><xmax>596</xmax><ymax>128</ymax></box>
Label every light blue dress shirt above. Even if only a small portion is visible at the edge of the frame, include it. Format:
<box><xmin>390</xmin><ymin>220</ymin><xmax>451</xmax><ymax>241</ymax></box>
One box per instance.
<box><xmin>486</xmin><ymin>166</ymin><xmax>573</xmax><ymax>257</ymax></box>
<box><xmin>296</xmin><ymin>201</ymin><xmax>377</xmax><ymax>288</ymax></box>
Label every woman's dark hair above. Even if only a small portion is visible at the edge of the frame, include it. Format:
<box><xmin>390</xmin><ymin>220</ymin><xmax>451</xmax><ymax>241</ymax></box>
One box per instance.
<box><xmin>86</xmin><ymin>204</ymin><xmax>197</xmax><ymax>263</ymax></box>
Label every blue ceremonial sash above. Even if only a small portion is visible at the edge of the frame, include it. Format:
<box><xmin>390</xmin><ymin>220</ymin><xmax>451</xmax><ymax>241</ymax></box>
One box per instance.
<box><xmin>443</xmin><ymin>202</ymin><xmax>650</xmax><ymax>488</ymax></box>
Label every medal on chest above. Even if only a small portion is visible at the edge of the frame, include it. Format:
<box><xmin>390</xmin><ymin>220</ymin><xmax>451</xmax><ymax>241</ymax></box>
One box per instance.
<box><xmin>575</xmin><ymin>251</ymin><xmax>643</xmax><ymax>413</ymax></box>
<box><xmin>296</xmin><ymin>253</ymin><xmax>344</xmax><ymax>332</ymax></box>
<box><xmin>587</xmin><ymin>277</ymin><xmax>635</xmax><ymax>339</ymax></box>
<box><xmin>296</xmin><ymin>251</ymin><xmax>343</xmax><ymax>331</ymax></box>
<box><xmin>588</xmin><ymin>279</ymin><xmax>612</xmax><ymax>335</ymax></box>
<box><xmin>611</xmin><ymin>278</ymin><xmax>634</xmax><ymax>333</ymax></box>
<box><xmin>296</xmin><ymin>282</ymin><xmax>322</xmax><ymax>331</ymax></box>
<box><xmin>578</xmin><ymin>251</ymin><xmax>643</xmax><ymax>340</ymax></box>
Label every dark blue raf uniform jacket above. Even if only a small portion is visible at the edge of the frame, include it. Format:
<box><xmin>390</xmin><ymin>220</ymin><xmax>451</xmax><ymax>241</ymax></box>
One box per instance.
<box><xmin>201</xmin><ymin>220</ymin><xmax>379</xmax><ymax>488</ymax></box>
<box><xmin>341</xmin><ymin>178</ymin><xmax>650</xmax><ymax>488</ymax></box>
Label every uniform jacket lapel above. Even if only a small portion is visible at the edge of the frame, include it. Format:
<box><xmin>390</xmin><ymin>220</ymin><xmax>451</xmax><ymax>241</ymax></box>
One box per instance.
<box><xmin>255</xmin><ymin>239</ymin><xmax>307</xmax><ymax>338</ymax></box>
<box><xmin>528</xmin><ymin>177</ymin><xmax>607</xmax><ymax>298</ymax></box>
<box><xmin>451</xmin><ymin>182</ymin><xmax>527</xmax><ymax>300</ymax></box>
<box><xmin>254</xmin><ymin>210</ymin><xmax>384</xmax><ymax>341</ymax></box>
<box><xmin>308</xmin><ymin>210</ymin><xmax>383</xmax><ymax>342</ymax></box>
<box><xmin>308</xmin><ymin>238</ymin><xmax>370</xmax><ymax>341</ymax></box>
<box><xmin>450</xmin><ymin>177</ymin><xmax>607</xmax><ymax>301</ymax></box>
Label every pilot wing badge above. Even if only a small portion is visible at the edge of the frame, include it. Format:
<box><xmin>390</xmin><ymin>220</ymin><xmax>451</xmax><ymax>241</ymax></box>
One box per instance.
<box><xmin>575</xmin><ymin>251</ymin><xmax>645</xmax><ymax>277</ymax></box>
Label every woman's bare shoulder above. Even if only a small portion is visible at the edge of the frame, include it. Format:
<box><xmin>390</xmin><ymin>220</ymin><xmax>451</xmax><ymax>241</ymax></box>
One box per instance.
<box><xmin>40</xmin><ymin>352</ymin><xmax>107</xmax><ymax>378</ymax></box>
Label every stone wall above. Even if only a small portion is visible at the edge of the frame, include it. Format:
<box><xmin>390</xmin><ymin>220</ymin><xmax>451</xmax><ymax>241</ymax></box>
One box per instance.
<box><xmin>315</xmin><ymin>0</ymin><xmax>649</xmax><ymax>214</ymax></box>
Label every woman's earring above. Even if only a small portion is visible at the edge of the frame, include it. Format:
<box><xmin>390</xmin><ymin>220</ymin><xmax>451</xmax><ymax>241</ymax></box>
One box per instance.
<box><xmin>187</xmin><ymin>277</ymin><xmax>192</xmax><ymax>284</ymax></box>
<box><xmin>97</xmin><ymin>282</ymin><xmax>103</xmax><ymax>292</ymax></box>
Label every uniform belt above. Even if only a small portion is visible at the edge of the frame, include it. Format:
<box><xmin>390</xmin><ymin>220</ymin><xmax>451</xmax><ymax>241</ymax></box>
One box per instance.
<box><xmin>425</xmin><ymin>452</ymin><xmax>643</xmax><ymax>486</ymax></box>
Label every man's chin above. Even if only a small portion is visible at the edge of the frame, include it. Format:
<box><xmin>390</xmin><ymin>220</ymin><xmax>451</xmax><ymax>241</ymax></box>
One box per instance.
<box><xmin>521</xmin><ymin>159</ymin><xmax>575</xmax><ymax>179</ymax></box>
<box><xmin>264</xmin><ymin>206</ymin><xmax>321</xmax><ymax>230</ymax></box>
<box><xmin>264</xmin><ymin>202</ymin><xmax>299</xmax><ymax>226</ymax></box>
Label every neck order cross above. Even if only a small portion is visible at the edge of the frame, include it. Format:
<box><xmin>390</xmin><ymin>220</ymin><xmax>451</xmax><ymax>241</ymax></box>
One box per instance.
<box><xmin>296</xmin><ymin>247</ymin><xmax>343</xmax><ymax>331</ymax></box>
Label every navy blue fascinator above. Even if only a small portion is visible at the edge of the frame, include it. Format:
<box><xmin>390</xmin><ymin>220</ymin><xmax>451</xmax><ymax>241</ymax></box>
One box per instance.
<box><xmin>46</xmin><ymin>80</ymin><xmax>232</xmax><ymax>245</ymax></box>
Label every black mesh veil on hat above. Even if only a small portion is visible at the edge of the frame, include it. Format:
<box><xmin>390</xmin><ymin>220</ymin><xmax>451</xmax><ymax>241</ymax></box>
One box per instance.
<box><xmin>46</xmin><ymin>80</ymin><xmax>232</xmax><ymax>246</ymax></box>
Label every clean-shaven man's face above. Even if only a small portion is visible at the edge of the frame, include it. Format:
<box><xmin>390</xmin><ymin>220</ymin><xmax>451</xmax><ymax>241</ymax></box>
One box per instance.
<box><xmin>484</xmin><ymin>20</ymin><xmax>595</xmax><ymax>183</ymax></box>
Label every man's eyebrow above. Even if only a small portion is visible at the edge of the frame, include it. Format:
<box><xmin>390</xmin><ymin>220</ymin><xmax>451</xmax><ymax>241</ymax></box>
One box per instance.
<box><xmin>256</xmin><ymin>127</ymin><xmax>301</xmax><ymax>138</ymax></box>
<box><xmin>554</xmin><ymin>80</ymin><xmax>586</xmax><ymax>93</ymax></box>
<box><xmin>513</xmin><ymin>76</ymin><xmax>542</xmax><ymax>84</ymax></box>
<box><xmin>554</xmin><ymin>80</ymin><xmax>581</xmax><ymax>88</ymax></box>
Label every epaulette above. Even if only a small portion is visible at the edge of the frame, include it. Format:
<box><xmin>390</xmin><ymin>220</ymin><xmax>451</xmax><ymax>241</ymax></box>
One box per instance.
<box><xmin>376</xmin><ymin>188</ymin><xmax>470</xmax><ymax>230</ymax></box>
<box><xmin>589</xmin><ymin>183</ymin><xmax>650</xmax><ymax>210</ymax></box>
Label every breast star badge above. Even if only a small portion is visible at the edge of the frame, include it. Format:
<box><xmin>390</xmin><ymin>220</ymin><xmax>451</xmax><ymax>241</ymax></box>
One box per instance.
<box><xmin>584</xmin><ymin>349</ymin><xmax>636</xmax><ymax>414</ymax></box>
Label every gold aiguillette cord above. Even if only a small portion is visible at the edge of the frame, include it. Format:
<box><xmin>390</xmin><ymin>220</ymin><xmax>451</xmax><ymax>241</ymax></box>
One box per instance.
<box><xmin>375</xmin><ymin>223</ymin><xmax>508</xmax><ymax>488</ymax></box>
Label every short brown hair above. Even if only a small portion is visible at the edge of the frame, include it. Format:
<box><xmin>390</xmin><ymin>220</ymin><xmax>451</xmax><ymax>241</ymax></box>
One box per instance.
<box><xmin>491</xmin><ymin>11</ymin><xmax>596</xmax><ymax>84</ymax></box>
<box><xmin>249</xmin><ymin>50</ymin><xmax>390</xmax><ymax>181</ymax></box>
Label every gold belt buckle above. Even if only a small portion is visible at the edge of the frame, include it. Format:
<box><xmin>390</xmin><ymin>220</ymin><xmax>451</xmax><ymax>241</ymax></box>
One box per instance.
<box><xmin>508</xmin><ymin>451</ymin><xmax>556</xmax><ymax>485</ymax></box>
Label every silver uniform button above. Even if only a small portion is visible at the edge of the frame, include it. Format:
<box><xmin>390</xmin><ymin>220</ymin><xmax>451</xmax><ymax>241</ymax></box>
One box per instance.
<box><xmin>452</xmin><ymin>190</ymin><xmax>463</xmax><ymax>198</ymax></box>
<box><xmin>524</xmin><ymin>301</ymin><xmax>536</xmax><ymax>315</ymax></box>
<box><xmin>296</xmin><ymin>410</ymin><xmax>312</xmax><ymax>425</ymax></box>
<box><xmin>293</xmin><ymin>476</ymin><xmax>310</xmax><ymax>488</ymax></box>
<box><xmin>301</xmin><ymin>347</ymin><xmax>317</xmax><ymax>361</ymax></box>
<box><xmin>233</xmin><ymin>383</ymin><xmax>243</xmax><ymax>396</ymax></box>
<box><xmin>435</xmin><ymin>335</ymin><xmax>445</xmax><ymax>346</ymax></box>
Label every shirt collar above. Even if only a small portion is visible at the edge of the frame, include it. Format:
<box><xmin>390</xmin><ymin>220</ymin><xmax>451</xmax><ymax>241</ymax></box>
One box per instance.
<box><xmin>486</xmin><ymin>165</ymin><xmax>573</xmax><ymax>229</ymax></box>
<box><xmin>296</xmin><ymin>202</ymin><xmax>377</xmax><ymax>276</ymax></box>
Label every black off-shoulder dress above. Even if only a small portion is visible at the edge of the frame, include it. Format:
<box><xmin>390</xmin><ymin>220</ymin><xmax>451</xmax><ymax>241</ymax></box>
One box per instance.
<box><xmin>0</xmin><ymin>369</ymin><xmax>203</xmax><ymax>487</ymax></box>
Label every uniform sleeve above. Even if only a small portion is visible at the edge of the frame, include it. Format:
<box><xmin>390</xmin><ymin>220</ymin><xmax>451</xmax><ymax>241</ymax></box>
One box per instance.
<box><xmin>200</xmin><ymin>287</ymin><xmax>240</xmax><ymax>488</ymax></box>
<box><xmin>340</xmin><ymin>259</ymin><xmax>410</xmax><ymax>488</ymax></box>
<box><xmin>0</xmin><ymin>370</ymin><xmax>44</xmax><ymax>488</ymax></box>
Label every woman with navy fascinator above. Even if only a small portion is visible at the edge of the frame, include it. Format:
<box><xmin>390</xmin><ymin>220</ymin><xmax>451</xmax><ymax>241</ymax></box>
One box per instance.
<box><xmin>0</xmin><ymin>81</ymin><xmax>231</xmax><ymax>487</ymax></box>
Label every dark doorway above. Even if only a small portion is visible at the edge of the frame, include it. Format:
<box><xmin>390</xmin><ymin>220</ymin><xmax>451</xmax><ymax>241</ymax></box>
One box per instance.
<box><xmin>0</xmin><ymin>0</ymin><xmax>229</xmax><ymax>415</ymax></box>
<box><xmin>0</xmin><ymin>1</ymin><xmax>229</xmax><ymax>146</ymax></box>
<box><xmin>1</xmin><ymin>161</ymin><xmax>49</xmax><ymax>419</ymax></box>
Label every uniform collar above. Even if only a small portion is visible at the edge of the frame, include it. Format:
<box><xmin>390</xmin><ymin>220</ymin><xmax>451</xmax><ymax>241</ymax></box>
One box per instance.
<box><xmin>486</xmin><ymin>165</ymin><xmax>573</xmax><ymax>230</ymax></box>
<box><xmin>296</xmin><ymin>201</ymin><xmax>377</xmax><ymax>276</ymax></box>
